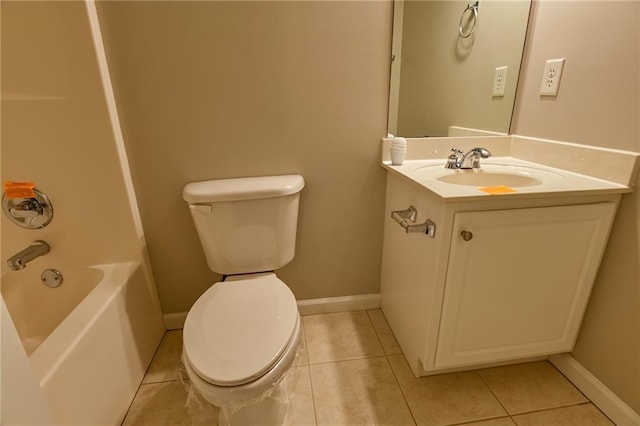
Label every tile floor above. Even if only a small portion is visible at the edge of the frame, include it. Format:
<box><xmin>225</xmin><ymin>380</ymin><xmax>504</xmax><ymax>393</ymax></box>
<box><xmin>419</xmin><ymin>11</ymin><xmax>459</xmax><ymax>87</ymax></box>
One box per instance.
<box><xmin>122</xmin><ymin>309</ymin><xmax>615</xmax><ymax>426</ymax></box>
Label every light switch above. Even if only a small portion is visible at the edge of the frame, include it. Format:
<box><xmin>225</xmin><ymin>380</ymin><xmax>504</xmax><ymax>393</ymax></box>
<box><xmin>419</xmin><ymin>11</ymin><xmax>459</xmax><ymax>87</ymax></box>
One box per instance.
<box><xmin>540</xmin><ymin>58</ymin><xmax>565</xmax><ymax>96</ymax></box>
<box><xmin>492</xmin><ymin>66</ymin><xmax>508</xmax><ymax>97</ymax></box>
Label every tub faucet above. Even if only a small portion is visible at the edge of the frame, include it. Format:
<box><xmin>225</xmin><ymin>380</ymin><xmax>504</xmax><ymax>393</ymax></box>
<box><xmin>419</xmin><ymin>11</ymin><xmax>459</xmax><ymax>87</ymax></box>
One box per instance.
<box><xmin>445</xmin><ymin>147</ymin><xmax>492</xmax><ymax>169</ymax></box>
<box><xmin>7</xmin><ymin>240</ymin><xmax>50</xmax><ymax>271</ymax></box>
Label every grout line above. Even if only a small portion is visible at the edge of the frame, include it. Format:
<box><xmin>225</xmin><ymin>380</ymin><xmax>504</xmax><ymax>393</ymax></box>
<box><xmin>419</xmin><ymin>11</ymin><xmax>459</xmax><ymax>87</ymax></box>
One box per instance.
<box><xmin>140</xmin><ymin>377</ymin><xmax>184</xmax><ymax>386</ymax></box>
<box><xmin>476</xmin><ymin>369</ymin><xmax>511</xmax><ymax>416</ymax></box>
<box><xmin>301</xmin><ymin>321</ymin><xmax>320</xmax><ymax>426</ymax></box>
<box><xmin>121</xmin><ymin>330</ymin><xmax>168</xmax><ymax>424</ymax></box>
<box><xmin>446</xmin><ymin>415</ymin><xmax>515</xmax><ymax>426</ymax></box>
<box><xmin>366</xmin><ymin>308</ymin><xmax>388</xmax><ymax>355</ymax></box>
<box><xmin>547</xmin><ymin>359</ymin><xmax>591</xmax><ymax>402</ymax></box>
<box><xmin>509</xmin><ymin>401</ymin><xmax>600</xmax><ymax>418</ymax></box>
<box><xmin>120</xmin><ymin>383</ymin><xmax>142</xmax><ymax>426</ymax></box>
<box><xmin>306</xmin><ymin>353</ymin><xmax>388</xmax><ymax>367</ymax></box>
<box><xmin>370</xmin><ymin>309</ymin><xmax>417</xmax><ymax>424</ymax></box>
<box><xmin>384</xmin><ymin>354</ymin><xmax>418</xmax><ymax>426</ymax></box>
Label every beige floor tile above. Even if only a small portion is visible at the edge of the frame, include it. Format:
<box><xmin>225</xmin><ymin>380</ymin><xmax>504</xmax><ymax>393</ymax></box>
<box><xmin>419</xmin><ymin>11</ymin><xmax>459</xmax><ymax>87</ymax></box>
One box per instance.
<box><xmin>367</xmin><ymin>309</ymin><xmax>403</xmax><ymax>355</ymax></box>
<box><xmin>283</xmin><ymin>366</ymin><xmax>316</xmax><ymax>426</ymax></box>
<box><xmin>513</xmin><ymin>404</ymin><xmax>614</xmax><ymax>425</ymax></box>
<box><xmin>478</xmin><ymin>361</ymin><xmax>588</xmax><ymax>415</ymax></box>
<box><xmin>143</xmin><ymin>330</ymin><xmax>187</xmax><ymax>384</ymax></box>
<box><xmin>310</xmin><ymin>356</ymin><xmax>414</xmax><ymax>425</ymax></box>
<box><xmin>459</xmin><ymin>418</ymin><xmax>516</xmax><ymax>426</ymax></box>
<box><xmin>303</xmin><ymin>311</ymin><xmax>384</xmax><ymax>364</ymax></box>
<box><xmin>388</xmin><ymin>354</ymin><xmax>506</xmax><ymax>426</ymax></box>
<box><xmin>122</xmin><ymin>381</ymin><xmax>218</xmax><ymax>425</ymax></box>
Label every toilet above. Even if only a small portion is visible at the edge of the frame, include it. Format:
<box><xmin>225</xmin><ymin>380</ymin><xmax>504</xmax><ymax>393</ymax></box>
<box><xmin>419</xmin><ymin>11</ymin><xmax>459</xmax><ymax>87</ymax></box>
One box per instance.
<box><xmin>181</xmin><ymin>175</ymin><xmax>305</xmax><ymax>426</ymax></box>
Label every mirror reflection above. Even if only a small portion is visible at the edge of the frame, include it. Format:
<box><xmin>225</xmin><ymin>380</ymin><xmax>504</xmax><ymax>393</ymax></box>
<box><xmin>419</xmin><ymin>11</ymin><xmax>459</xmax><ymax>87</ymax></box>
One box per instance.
<box><xmin>388</xmin><ymin>0</ymin><xmax>531</xmax><ymax>138</ymax></box>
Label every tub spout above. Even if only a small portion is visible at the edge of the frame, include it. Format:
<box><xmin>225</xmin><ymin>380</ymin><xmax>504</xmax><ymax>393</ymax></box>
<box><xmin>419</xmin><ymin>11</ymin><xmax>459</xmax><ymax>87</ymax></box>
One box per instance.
<box><xmin>7</xmin><ymin>240</ymin><xmax>50</xmax><ymax>271</ymax></box>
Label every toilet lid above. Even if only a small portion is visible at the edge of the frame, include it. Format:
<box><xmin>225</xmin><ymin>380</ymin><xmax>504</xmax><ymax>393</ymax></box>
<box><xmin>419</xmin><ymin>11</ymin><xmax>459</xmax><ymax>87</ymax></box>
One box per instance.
<box><xmin>183</xmin><ymin>274</ymin><xmax>298</xmax><ymax>387</ymax></box>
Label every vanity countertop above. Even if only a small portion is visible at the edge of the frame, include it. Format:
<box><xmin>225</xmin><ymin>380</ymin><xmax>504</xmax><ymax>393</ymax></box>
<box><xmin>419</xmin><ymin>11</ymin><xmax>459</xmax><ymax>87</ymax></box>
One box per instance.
<box><xmin>381</xmin><ymin>136</ymin><xmax>640</xmax><ymax>201</ymax></box>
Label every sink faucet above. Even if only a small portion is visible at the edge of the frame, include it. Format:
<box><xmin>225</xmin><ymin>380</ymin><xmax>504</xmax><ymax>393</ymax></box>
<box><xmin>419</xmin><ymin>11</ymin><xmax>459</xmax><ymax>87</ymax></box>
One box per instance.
<box><xmin>445</xmin><ymin>147</ymin><xmax>492</xmax><ymax>169</ymax></box>
<box><xmin>7</xmin><ymin>240</ymin><xmax>50</xmax><ymax>270</ymax></box>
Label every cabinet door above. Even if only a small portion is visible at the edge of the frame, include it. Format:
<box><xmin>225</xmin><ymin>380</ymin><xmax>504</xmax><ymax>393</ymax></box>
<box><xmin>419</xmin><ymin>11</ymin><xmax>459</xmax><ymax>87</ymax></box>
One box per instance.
<box><xmin>434</xmin><ymin>203</ymin><xmax>616</xmax><ymax>369</ymax></box>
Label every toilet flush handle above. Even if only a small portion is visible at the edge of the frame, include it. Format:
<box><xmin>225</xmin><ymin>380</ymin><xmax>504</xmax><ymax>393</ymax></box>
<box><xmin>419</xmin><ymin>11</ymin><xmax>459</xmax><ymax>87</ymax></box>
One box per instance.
<box><xmin>189</xmin><ymin>204</ymin><xmax>212</xmax><ymax>214</ymax></box>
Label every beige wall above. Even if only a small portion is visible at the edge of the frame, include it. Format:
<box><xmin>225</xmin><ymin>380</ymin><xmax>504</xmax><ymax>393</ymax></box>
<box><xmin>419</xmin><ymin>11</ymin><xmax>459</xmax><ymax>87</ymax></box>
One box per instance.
<box><xmin>1</xmin><ymin>1</ymin><xmax>141</xmax><ymax>270</ymax></box>
<box><xmin>513</xmin><ymin>0</ymin><xmax>640</xmax><ymax>413</ymax></box>
<box><xmin>96</xmin><ymin>1</ymin><xmax>393</xmax><ymax>314</ymax></box>
<box><xmin>396</xmin><ymin>0</ymin><xmax>530</xmax><ymax>137</ymax></box>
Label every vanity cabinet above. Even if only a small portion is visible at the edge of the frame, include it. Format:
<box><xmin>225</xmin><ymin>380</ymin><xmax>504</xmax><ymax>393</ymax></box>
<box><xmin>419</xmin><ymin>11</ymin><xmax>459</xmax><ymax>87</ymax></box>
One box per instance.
<box><xmin>435</xmin><ymin>203</ymin><xmax>616</xmax><ymax>369</ymax></box>
<box><xmin>380</xmin><ymin>173</ymin><xmax>620</xmax><ymax>376</ymax></box>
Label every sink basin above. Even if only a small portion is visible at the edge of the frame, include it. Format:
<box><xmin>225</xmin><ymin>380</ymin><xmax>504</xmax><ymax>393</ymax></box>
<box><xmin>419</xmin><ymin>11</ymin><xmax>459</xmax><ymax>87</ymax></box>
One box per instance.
<box><xmin>414</xmin><ymin>163</ymin><xmax>566</xmax><ymax>188</ymax></box>
<box><xmin>437</xmin><ymin>171</ymin><xmax>542</xmax><ymax>187</ymax></box>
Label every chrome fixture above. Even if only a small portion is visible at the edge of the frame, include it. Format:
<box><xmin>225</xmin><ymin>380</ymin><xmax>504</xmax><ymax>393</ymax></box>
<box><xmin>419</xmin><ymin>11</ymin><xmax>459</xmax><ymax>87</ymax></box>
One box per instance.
<box><xmin>41</xmin><ymin>268</ymin><xmax>63</xmax><ymax>288</ymax></box>
<box><xmin>445</xmin><ymin>147</ymin><xmax>492</xmax><ymax>169</ymax></box>
<box><xmin>7</xmin><ymin>240</ymin><xmax>50</xmax><ymax>271</ymax></box>
<box><xmin>459</xmin><ymin>1</ymin><xmax>479</xmax><ymax>39</ymax></box>
<box><xmin>391</xmin><ymin>206</ymin><xmax>436</xmax><ymax>238</ymax></box>
<box><xmin>2</xmin><ymin>188</ymin><xmax>53</xmax><ymax>229</ymax></box>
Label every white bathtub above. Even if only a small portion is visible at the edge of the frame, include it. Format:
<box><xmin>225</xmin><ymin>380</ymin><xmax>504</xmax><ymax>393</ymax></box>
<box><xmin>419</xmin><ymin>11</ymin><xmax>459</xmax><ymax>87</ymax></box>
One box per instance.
<box><xmin>23</xmin><ymin>262</ymin><xmax>164</xmax><ymax>425</ymax></box>
<box><xmin>2</xmin><ymin>263</ymin><xmax>105</xmax><ymax>356</ymax></box>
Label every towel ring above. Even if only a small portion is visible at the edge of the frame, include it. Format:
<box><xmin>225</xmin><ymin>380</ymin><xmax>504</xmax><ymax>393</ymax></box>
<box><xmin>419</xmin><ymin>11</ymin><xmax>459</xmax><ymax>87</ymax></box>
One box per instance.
<box><xmin>459</xmin><ymin>1</ymin><xmax>479</xmax><ymax>38</ymax></box>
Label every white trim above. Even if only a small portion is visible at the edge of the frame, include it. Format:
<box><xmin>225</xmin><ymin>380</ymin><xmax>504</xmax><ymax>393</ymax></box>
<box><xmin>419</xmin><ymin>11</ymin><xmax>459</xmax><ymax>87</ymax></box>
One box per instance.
<box><xmin>163</xmin><ymin>293</ymin><xmax>382</xmax><ymax>329</ymax></box>
<box><xmin>85</xmin><ymin>1</ymin><xmax>146</xmax><ymax>246</ymax></box>
<box><xmin>296</xmin><ymin>294</ymin><xmax>380</xmax><ymax>316</ymax></box>
<box><xmin>549</xmin><ymin>353</ymin><xmax>640</xmax><ymax>426</ymax></box>
<box><xmin>163</xmin><ymin>312</ymin><xmax>188</xmax><ymax>330</ymax></box>
<box><xmin>85</xmin><ymin>0</ymin><xmax>165</xmax><ymax>322</ymax></box>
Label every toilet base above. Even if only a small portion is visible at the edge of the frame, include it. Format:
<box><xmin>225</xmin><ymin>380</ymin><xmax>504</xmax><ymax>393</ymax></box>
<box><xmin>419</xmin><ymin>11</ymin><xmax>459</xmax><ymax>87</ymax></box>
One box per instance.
<box><xmin>218</xmin><ymin>383</ymin><xmax>287</xmax><ymax>426</ymax></box>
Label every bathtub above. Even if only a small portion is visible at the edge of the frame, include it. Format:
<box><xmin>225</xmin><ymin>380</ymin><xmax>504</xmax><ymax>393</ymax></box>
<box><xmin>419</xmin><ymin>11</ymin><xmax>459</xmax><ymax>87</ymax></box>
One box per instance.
<box><xmin>6</xmin><ymin>262</ymin><xmax>164</xmax><ymax>425</ymax></box>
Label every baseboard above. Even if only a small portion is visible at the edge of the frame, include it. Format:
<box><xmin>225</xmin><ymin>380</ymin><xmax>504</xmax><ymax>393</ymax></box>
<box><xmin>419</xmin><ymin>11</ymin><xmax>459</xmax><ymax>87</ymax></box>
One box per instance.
<box><xmin>163</xmin><ymin>312</ymin><xmax>188</xmax><ymax>330</ymax></box>
<box><xmin>163</xmin><ymin>293</ymin><xmax>382</xmax><ymax>329</ymax></box>
<box><xmin>296</xmin><ymin>293</ymin><xmax>381</xmax><ymax>316</ymax></box>
<box><xmin>549</xmin><ymin>353</ymin><xmax>640</xmax><ymax>426</ymax></box>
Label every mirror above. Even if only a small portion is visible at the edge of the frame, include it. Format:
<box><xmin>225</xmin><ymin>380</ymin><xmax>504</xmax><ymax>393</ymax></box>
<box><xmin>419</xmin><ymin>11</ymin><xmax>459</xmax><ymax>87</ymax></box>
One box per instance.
<box><xmin>388</xmin><ymin>0</ymin><xmax>532</xmax><ymax>138</ymax></box>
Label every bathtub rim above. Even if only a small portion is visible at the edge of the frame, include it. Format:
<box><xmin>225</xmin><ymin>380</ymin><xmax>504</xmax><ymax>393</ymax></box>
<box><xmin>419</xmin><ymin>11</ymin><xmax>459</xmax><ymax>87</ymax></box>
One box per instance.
<box><xmin>29</xmin><ymin>261</ymin><xmax>139</xmax><ymax>385</ymax></box>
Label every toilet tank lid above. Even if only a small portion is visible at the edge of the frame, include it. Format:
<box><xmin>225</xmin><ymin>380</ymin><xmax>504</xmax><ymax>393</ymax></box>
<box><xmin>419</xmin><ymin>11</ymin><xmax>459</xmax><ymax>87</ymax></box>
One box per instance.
<box><xmin>183</xmin><ymin>174</ymin><xmax>304</xmax><ymax>203</ymax></box>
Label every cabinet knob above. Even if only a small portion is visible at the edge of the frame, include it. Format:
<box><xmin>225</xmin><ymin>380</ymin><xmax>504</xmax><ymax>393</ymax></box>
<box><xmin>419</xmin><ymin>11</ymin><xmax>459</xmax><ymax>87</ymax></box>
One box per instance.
<box><xmin>460</xmin><ymin>230</ymin><xmax>473</xmax><ymax>241</ymax></box>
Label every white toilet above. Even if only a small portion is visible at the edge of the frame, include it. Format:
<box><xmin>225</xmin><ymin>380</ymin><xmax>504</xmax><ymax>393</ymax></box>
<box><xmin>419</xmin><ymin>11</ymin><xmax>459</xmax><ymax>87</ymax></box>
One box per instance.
<box><xmin>181</xmin><ymin>175</ymin><xmax>305</xmax><ymax>426</ymax></box>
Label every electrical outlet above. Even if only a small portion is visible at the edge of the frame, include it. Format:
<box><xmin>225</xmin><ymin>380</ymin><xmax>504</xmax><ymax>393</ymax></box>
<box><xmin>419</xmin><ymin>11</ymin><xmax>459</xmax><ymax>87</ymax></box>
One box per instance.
<box><xmin>492</xmin><ymin>66</ymin><xmax>508</xmax><ymax>97</ymax></box>
<box><xmin>540</xmin><ymin>58</ymin><xmax>565</xmax><ymax>96</ymax></box>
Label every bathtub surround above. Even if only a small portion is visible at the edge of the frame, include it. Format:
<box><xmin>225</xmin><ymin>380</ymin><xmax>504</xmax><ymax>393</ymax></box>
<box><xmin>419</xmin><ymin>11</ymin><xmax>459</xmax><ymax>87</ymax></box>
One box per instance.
<box><xmin>1</xmin><ymin>1</ymin><xmax>164</xmax><ymax>424</ymax></box>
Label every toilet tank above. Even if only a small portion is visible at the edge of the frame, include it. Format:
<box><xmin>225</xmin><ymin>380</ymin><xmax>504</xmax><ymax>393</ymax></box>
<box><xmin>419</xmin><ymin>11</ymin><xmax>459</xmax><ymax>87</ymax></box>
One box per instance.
<box><xmin>183</xmin><ymin>175</ymin><xmax>305</xmax><ymax>275</ymax></box>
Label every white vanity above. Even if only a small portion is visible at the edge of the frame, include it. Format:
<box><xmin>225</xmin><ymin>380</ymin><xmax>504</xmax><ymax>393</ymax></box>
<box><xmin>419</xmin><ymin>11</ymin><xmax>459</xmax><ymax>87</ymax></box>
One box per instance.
<box><xmin>380</xmin><ymin>135</ymin><xmax>639</xmax><ymax>377</ymax></box>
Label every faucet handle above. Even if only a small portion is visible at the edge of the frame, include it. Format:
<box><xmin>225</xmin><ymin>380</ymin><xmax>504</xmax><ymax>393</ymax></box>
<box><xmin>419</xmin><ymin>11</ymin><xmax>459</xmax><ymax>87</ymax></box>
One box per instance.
<box><xmin>470</xmin><ymin>147</ymin><xmax>492</xmax><ymax>168</ymax></box>
<box><xmin>472</xmin><ymin>147</ymin><xmax>492</xmax><ymax>158</ymax></box>
<box><xmin>2</xmin><ymin>188</ymin><xmax>53</xmax><ymax>229</ymax></box>
<box><xmin>10</xmin><ymin>200</ymin><xmax>42</xmax><ymax>218</ymax></box>
<box><xmin>445</xmin><ymin>148</ymin><xmax>463</xmax><ymax>169</ymax></box>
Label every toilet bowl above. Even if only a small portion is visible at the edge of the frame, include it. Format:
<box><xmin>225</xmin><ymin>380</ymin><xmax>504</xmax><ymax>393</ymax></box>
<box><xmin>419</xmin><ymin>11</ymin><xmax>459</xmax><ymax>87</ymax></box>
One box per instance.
<box><xmin>181</xmin><ymin>175</ymin><xmax>305</xmax><ymax>425</ymax></box>
<box><xmin>182</xmin><ymin>273</ymin><xmax>301</xmax><ymax>425</ymax></box>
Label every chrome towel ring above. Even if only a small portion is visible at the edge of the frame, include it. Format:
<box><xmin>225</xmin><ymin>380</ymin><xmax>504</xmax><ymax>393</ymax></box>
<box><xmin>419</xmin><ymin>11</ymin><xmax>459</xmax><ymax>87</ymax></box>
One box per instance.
<box><xmin>459</xmin><ymin>1</ymin><xmax>479</xmax><ymax>38</ymax></box>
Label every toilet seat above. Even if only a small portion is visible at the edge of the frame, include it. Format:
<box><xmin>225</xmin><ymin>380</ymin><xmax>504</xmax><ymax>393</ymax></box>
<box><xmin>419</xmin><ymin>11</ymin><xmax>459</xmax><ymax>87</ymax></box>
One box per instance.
<box><xmin>183</xmin><ymin>273</ymin><xmax>298</xmax><ymax>387</ymax></box>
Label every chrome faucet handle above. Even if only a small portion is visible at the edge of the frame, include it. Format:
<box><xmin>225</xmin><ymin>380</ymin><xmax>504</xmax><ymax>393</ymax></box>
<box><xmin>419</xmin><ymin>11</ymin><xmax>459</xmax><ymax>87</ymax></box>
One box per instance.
<box><xmin>10</xmin><ymin>199</ymin><xmax>42</xmax><ymax>218</ymax></box>
<box><xmin>2</xmin><ymin>188</ymin><xmax>53</xmax><ymax>229</ymax></box>
<box><xmin>470</xmin><ymin>147</ymin><xmax>492</xmax><ymax>168</ymax></box>
<box><xmin>445</xmin><ymin>148</ymin><xmax>463</xmax><ymax>169</ymax></box>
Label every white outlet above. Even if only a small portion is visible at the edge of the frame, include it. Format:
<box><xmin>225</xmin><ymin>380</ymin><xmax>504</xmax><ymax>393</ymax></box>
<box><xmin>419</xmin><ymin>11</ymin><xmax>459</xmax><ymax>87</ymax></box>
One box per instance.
<box><xmin>540</xmin><ymin>58</ymin><xmax>565</xmax><ymax>96</ymax></box>
<box><xmin>492</xmin><ymin>66</ymin><xmax>508</xmax><ymax>97</ymax></box>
